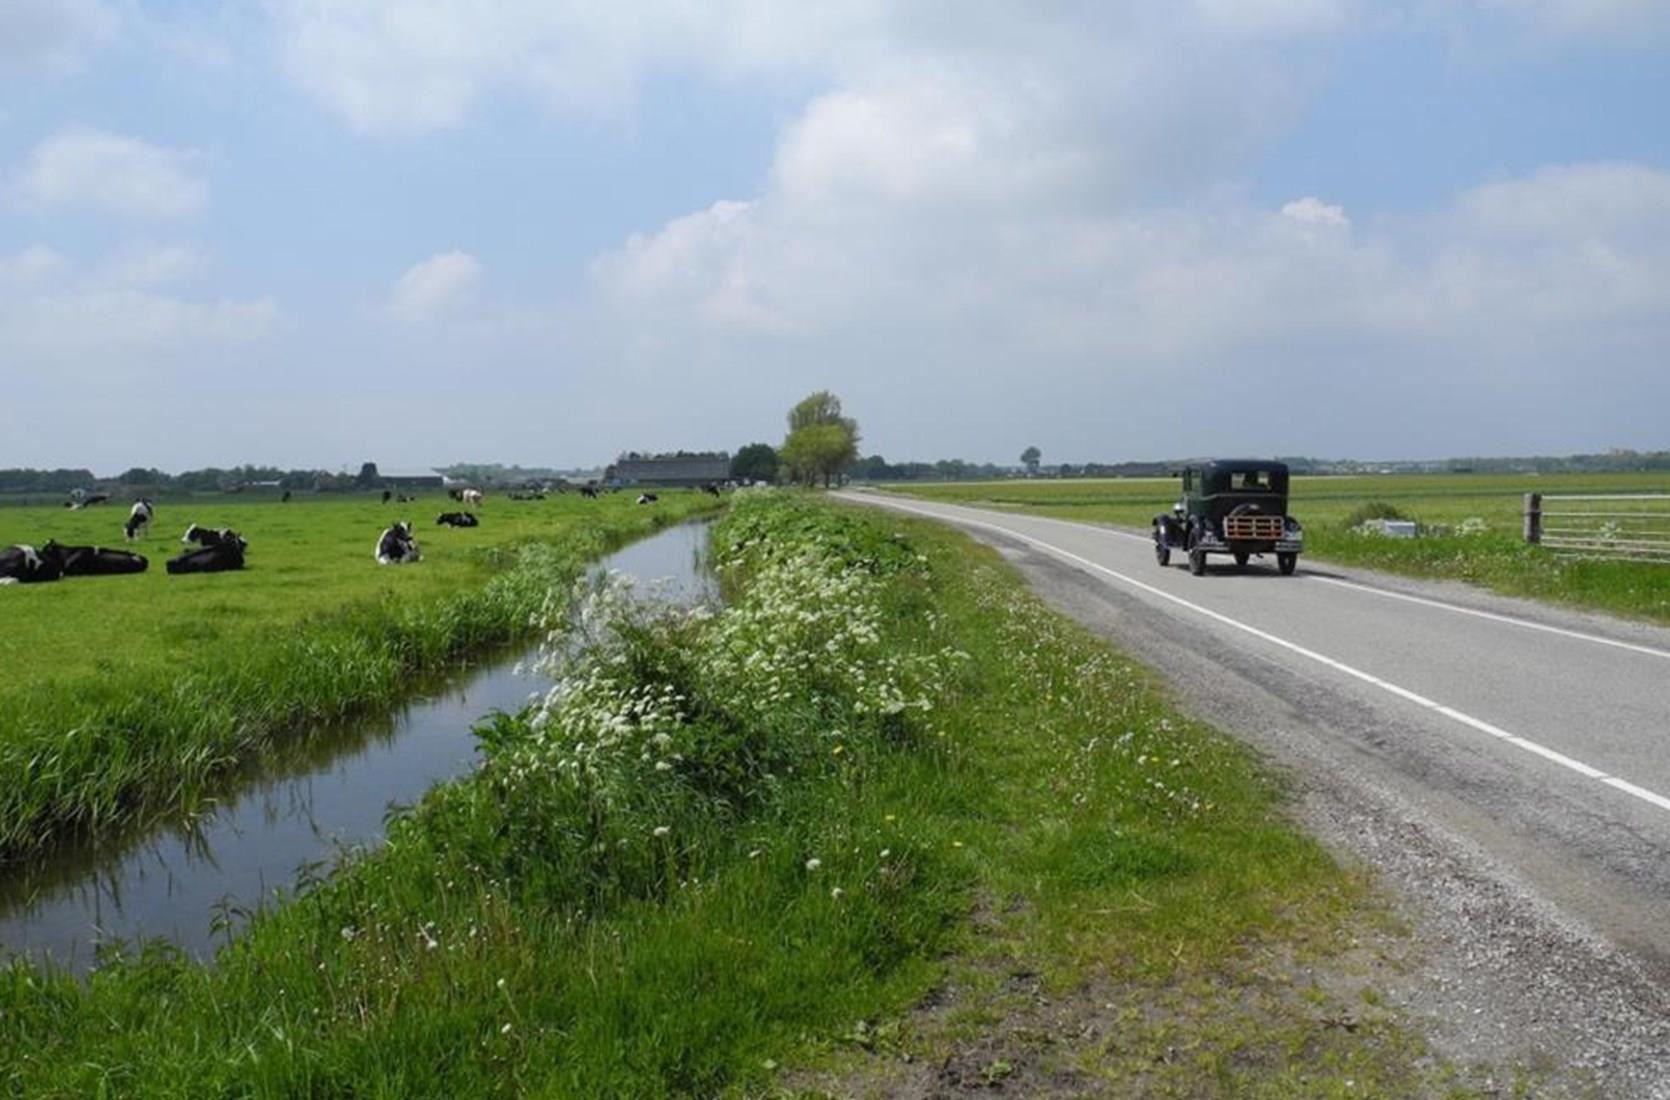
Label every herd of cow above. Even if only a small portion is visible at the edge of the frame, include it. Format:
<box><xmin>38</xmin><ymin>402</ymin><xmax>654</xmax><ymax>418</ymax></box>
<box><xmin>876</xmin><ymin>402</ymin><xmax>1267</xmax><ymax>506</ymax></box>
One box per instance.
<box><xmin>2</xmin><ymin>482</ymin><xmax>716</xmax><ymax>586</ymax></box>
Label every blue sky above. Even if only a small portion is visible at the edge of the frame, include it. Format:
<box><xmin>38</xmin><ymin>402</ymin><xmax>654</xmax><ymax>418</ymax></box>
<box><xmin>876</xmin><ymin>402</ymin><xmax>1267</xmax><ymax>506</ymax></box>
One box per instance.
<box><xmin>2</xmin><ymin>1</ymin><xmax>1667</xmax><ymax>472</ymax></box>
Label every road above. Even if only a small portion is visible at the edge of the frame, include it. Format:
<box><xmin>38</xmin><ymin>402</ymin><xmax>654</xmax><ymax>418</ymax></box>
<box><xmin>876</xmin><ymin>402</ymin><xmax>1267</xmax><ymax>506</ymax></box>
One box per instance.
<box><xmin>840</xmin><ymin>490</ymin><xmax>1670</xmax><ymax>1093</ymax></box>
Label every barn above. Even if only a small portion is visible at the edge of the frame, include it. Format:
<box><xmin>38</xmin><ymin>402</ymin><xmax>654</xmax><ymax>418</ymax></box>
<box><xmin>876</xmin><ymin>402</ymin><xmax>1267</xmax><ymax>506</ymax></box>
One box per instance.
<box><xmin>605</xmin><ymin>453</ymin><xmax>731</xmax><ymax>488</ymax></box>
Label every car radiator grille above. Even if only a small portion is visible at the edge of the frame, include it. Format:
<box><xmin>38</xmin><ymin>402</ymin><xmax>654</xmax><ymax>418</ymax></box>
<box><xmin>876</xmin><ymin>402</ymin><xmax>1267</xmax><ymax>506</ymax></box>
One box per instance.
<box><xmin>1223</xmin><ymin>514</ymin><xmax>1284</xmax><ymax>540</ymax></box>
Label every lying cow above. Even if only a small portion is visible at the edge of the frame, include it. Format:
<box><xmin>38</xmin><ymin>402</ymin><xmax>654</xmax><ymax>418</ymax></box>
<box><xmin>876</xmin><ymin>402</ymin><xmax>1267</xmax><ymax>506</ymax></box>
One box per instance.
<box><xmin>44</xmin><ymin>540</ymin><xmax>149</xmax><ymax>576</ymax></box>
<box><xmin>0</xmin><ymin>544</ymin><xmax>65</xmax><ymax>585</ymax></box>
<box><xmin>376</xmin><ymin>522</ymin><xmax>421</xmax><ymax>565</ymax></box>
<box><xmin>436</xmin><ymin>511</ymin><xmax>479</xmax><ymax>528</ymax></box>
<box><xmin>124</xmin><ymin>499</ymin><xmax>154</xmax><ymax>541</ymax></box>
<box><xmin>637</xmin><ymin>493</ymin><xmax>659</xmax><ymax>504</ymax></box>
<box><xmin>181</xmin><ymin>523</ymin><xmax>241</xmax><ymax>547</ymax></box>
<box><xmin>167</xmin><ymin>537</ymin><xmax>246</xmax><ymax>575</ymax></box>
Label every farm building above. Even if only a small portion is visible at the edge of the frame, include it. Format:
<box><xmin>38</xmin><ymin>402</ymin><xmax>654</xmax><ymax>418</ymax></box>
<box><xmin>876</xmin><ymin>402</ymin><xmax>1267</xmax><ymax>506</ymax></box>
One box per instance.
<box><xmin>605</xmin><ymin>453</ymin><xmax>731</xmax><ymax>488</ymax></box>
<box><xmin>381</xmin><ymin>470</ymin><xmax>445</xmax><ymax>490</ymax></box>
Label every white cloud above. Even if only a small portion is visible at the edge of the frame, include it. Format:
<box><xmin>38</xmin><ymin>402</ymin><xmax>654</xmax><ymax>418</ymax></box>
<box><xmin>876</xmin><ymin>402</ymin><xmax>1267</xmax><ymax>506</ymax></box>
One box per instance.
<box><xmin>92</xmin><ymin>243</ymin><xmax>208</xmax><ymax>288</ymax></box>
<box><xmin>13</xmin><ymin>129</ymin><xmax>208</xmax><ymax>219</ymax></box>
<box><xmin>387</xmin><ymin>251</ymin><xmax>483</xmax><ymax>321</ymax></box>
<box><xmin>0</xmin><ymin>245</ymin><xmax>69</xmax><ymax>289</ymax></box>
<box><xmin>0</xmin><ymin>0</ymin><xmax>117</xmax><ymax>75</ymax></box>
<box><xmin>1281</xmin><ymin>196</ymin><xmax>1351</xmax><ymax>227</ymax></box>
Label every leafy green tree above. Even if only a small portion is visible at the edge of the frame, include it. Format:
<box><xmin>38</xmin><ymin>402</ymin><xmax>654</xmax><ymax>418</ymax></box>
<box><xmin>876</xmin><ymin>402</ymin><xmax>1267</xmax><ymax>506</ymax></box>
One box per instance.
<box><xmin>782</xmin><ymin>391</ymin><xmax>860</xmax><ymax>487</ymax></box>
<box><xmin>356</xmin><ymin>462</ymin><xmax>382</xmax><ymax>488</ymax></box>
<box><xmin>731</xmin><ymin>443</ymin><xmax>779</xmax><ymax>483</ymax></box>
<box><xmin>1021</xmin><ymin>446</ymin><xmax>1041</xmax><ymax>475</ymax></box>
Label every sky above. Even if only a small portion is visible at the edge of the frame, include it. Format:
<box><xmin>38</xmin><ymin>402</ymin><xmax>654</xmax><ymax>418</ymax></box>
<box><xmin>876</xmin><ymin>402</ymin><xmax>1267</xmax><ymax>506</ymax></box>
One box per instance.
<box><xmin>1</xmin><ymin>1</ymin><xmax>1667</xmax><ymax>473</ymax></box>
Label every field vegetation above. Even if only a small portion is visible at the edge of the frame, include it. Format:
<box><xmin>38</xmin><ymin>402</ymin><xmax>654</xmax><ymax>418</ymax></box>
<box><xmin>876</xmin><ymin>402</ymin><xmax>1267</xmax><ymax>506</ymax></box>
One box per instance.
<box><xmin>0</xmin><ymin>491</ymin><xmax>721</xmax><ymax>858</ymax></box>
<box><xmin>1</xmin><ymin>493</ymin><xmax>1489</xmax><ymax>1096</ymax></box>
<box><xmin>881</xmin><ymin>471</ymin><xmax>1670</xmax><ymax>624</ymax></box>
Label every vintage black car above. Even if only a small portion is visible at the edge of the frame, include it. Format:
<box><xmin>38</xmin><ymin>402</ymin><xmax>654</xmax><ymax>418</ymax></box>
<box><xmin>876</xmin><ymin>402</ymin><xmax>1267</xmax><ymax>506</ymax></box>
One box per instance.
<box><xmin>1152</xmin><ymin>459</ymin><xmax>1303</xmax><ymax>576</ymax></box>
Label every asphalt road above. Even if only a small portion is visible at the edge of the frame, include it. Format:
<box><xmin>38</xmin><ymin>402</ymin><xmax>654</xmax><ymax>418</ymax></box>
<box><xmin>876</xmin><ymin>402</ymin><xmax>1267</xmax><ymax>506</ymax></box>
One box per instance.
<box><xmin>840</xmin><ymin>490</ymin><xmax>1670</xmax><ymax>1094</ymax></box>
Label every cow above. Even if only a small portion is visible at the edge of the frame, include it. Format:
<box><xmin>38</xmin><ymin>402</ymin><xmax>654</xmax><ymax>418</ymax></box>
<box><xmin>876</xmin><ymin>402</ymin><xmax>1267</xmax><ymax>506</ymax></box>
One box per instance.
<box><xmin>701</xmin><ymin>483</ymin><xmax>721</xmax><ymax>497</ymax></box>
<box><xmin>436</xmin><ymin>511</ymin><xmax>479</xmax><ymax>528</ymax></box>
<box><xmin>281</xmin><ymin>490</ymin><xmax>293</xmax><ymax>502</ymax></box>
<box><xmin>65</xmin><ymin>490</ymin><xmax>111</xmax><ymax>510</ymax></box>
<box><xmin>167</xmin><ymin>536</ymin><xmax>246</xmax><ymax>575</ymax></box>
<box><xmin>579</xmin><ymin>486</ymin><xmax>600</xmax><ymax>500</ymax></box>
<box><xmin>0</xmin><ymin>544</ymin><xmax>66</xmax><ymax>585</ymax></box>
<box><xmin>636</xmin><ymin>493</ymin><xmax>659</xmax><ymax>505</ymax></box>
<box><xmin>124</xmin><ymin>499</ymin><xmax>154</xmax><ymax>541</ymax></box>
<box><xmin>44</xmin><ymin>540</ymin><xmax>149</xmax><ymax>576</ymax></box>
<box><xmin>181</xmin><ymin>523</ymin><xmax>240</xmax><ymax>547</ymax></box>
<box><xmin>375</xmin><ymin>522</ymin><xmax>421</xmax><ymax>565</ymax></box>
<box><xmin>382</xmin><ymin>489</ymin><xmax>393</xmax><ymax>504</ymax></box>
<box><xmin>460</xmin><ymin>488</ymin><xmax>484</xmax><ymax>508</ymax></box>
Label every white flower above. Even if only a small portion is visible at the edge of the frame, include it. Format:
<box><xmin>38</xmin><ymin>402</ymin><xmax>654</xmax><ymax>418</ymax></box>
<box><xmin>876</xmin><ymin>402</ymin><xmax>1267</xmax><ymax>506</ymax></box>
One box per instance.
<box><xmin>831</xmin><ymin>887</ymin><xmax>846</xmax><ymax>900</ymax></box>
<box><xmin>652</xmin><ymin>825</ymin><xmax>671</xmax><ymax>838</ymax></box>
<box><xmin>805</xmin><ymin>858</ymin><xmax>822</xmax><ymax>871</ymax></box>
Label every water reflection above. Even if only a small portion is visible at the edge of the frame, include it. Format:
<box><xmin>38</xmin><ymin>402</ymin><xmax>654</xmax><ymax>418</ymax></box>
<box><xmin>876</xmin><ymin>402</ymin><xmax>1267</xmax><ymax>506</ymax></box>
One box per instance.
<box><xmin>0</xmin><ymin>520</ymin><xmax>714</xmax><ymax>971</ymax></box>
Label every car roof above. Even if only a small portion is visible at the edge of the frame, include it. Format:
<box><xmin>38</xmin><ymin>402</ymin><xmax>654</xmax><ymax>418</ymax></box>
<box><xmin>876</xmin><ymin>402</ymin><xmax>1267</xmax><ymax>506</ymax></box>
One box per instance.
<box><xmin>1189</xmin><ymin>459</ymin><xmax>1289</xmax><ymax>474</ymax></box>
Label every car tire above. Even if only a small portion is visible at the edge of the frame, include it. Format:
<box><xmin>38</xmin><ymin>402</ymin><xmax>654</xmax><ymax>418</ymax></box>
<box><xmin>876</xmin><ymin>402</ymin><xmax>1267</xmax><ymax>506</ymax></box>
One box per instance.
<box><xmin>1233</xmin><ymin>551</ymin><xmax>1249</xmax><ymax>569</ymax></box>
<box><xmin>1277</xmin><ymin>552</ymin><xmax>1297</xmax><ymax>575</ymax></box>
<box><xmin>1155</xmin><ymin>538</ymin><xmax>1171</xmax><ymax>567</ymax></box>
<box><xmin>1188</xmin><ymin>546</ymin><xmax>1207</xmax><ymax>576</ymax></box>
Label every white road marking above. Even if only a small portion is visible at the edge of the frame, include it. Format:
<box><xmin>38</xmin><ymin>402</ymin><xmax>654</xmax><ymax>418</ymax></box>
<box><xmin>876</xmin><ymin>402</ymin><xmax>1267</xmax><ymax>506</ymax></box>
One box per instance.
<box><xmin>1303</xmin><ymin>574</ymin><xmax>1670</xmax><ymax>661</ymax></box>
<box><xmin>861</xmin><ymin>495</ymin><xmax>1670</xmax><ymax>819</ymax></box>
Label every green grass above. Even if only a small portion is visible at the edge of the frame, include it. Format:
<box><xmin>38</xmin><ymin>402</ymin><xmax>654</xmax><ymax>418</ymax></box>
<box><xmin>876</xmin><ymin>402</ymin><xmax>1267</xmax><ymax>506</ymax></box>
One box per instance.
<box><xmin>879</xmin><ymin>472</ymin><xmax>1670</xmax><ymax>624</ymax></box>
<box><xmin>0</xmin><ymin>493</ymin><xmax>1485</xmax><ymax>1097</ymax></box>
<box><xmin>0</xmin><ymin>490</ymin><xmax>721</xmax><ymax>857</ymax></box>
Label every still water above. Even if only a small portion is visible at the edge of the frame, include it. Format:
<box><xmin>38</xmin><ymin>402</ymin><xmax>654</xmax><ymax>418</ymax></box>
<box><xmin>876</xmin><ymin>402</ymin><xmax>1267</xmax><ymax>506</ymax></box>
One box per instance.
<box><xmin>0</xmin><ymin>520</ymin><xmax>715</xmax><ymax>971</ymax></box>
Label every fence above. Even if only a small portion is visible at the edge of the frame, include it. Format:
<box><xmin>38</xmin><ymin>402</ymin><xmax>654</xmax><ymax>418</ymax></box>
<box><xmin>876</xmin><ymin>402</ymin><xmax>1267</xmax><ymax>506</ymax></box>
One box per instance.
<box><xmin>1523</xmin><ymin>493</ymin><xmax>1670</xmax><ymax>563</ymax></box>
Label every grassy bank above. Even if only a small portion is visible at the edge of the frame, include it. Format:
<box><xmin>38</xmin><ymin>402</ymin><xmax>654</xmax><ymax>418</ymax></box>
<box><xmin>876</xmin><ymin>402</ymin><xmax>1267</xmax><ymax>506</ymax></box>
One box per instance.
<box><xmin>881</xmin><ymin>472</ymin><xmax>1670</xmax><ymax>624</ymax></box>
<box><xmin>1</xmin><ymin>492</ymin><xmax>1482</xmax><ymax>1096</ymax></box>
<box><xmin>0</xmin><ymin>492</ymin><xmax>720</xmax><ymax>858</ymax></box>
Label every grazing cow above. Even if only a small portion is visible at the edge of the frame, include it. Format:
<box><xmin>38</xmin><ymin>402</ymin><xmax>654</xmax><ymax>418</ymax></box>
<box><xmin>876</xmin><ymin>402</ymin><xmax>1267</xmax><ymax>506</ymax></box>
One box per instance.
<box><xmin>460</xmin><ymin>489</ymin><xmax>484</xmax><ymax>508</ymax></box>
<box><xmin>45</xmin><ymin>540</ymin><xmax>149</xmax><ymax>576</ymax></box>
<box><xmin>376</xmin><ymin>521</ymin><xmax>421</xmax><ymax>565</ymax></box>
<box><xmin>181</xmin><ymin>523</ymin><xmax>241</xmax><ymax>547</ymax></box>
<box><xmin>579</xmin><ymin>486</ymin><xmax>600</xmax><ymax>500</ymax></box>
<box><xmin>167</xmin><ymin>536</ymin><xmax>246</xmax><ymax>575</ymax></box>
<box><xmin>124</xmin><ymin>499</ymin><xmax>154</xmax><ymax>540</ymax></box>
<box><xmin>636</xmin><ymin>492</ymin><xmax>659</xmax><ymax>504</ymax></box>
<box><xmin>701</xmin><ymin>483</ymin><xmax>721</xmax><ymax>497</ymax></box>
<box><xmin>382</xmin><ymin>489</ymin><xmax>393</xmax><ymax>504</ymax></box>
<box><xmin>436</xmin><ymin>511</ymin><xmax>479</xmax><ymax>528</ymax></box>
<box><xmin>0</xmin><ymin>544</ymin><xmax>66</xmax><ymax>585</ymax></box>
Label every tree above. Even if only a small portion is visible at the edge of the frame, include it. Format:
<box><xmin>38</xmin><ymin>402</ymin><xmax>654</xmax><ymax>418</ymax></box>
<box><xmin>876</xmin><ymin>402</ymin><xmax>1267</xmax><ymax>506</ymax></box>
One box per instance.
<box><xmin>731</xmin><ymin>442</ymin><xmax>779</xmax><ymax>483</ymax></box>
<box><xmin>1021</xmin><ymin>446</ymin><xmax>1041</xmax><ymax>475</ymax></box>
<box><xmin>356</xmin><ymin>462</ymin><xmax>382</xmax><ymax>488</ymax></box>
<box><xmin>782</xmin><ymin>390</ymin><xmax>861</xmax><ymax>487</ymax></box>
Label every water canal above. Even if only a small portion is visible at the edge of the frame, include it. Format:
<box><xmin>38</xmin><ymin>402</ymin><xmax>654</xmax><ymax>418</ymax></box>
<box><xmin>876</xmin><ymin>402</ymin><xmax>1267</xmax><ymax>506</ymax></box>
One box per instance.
<box><xmin>0</xmin><ymin>521</ymin><xmax>716</xmax><ymax>971</ymax></box>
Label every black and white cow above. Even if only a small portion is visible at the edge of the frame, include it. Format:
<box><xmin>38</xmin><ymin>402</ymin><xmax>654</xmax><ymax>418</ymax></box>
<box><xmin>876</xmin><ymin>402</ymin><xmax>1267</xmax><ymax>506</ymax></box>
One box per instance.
<box><xmin>181</xmin><ymin>523</ymin><xmax>240</xmax><ymax>547</ymax></box>
<box><xmin>124</xmin><ymin>499</ymin><xmax>154</xmax><ymax>540</ymax></box>
<box><xmin>636</xmin><ymin>492</ymin><xmax>659</xmax><ymax>504</ymax></box>
<box><xmin>45</xmin><ymin>540</ymin><xmax>149</xmax><ymax>576</ymax></box>
<box><xmin>0</xmin><ymin>544</ymin><xmax>66</xmax><ymax>585</ymax></box>
<box><xmin>579</xmin><ymin>486</ymin><xmax>600</xmax><ymax>499</ymax></box>
<box><xmin>376</xmin><ymin>522</ymin><xmax>421</xmax><ymax>565</ymax></box>
<box><xmin>167</xmin><ymin>536</ymin><xmax>247</xmax><ymax>575</ymax></box>
<box><xmin>436</xmin><ymin>511</ymin><xmax>479</xmax><ymax>528</ymax></box>
<box><xmin>460</xmin><ymin>488</ymin><xmax>484</xmax><ymax>508</ymax></box>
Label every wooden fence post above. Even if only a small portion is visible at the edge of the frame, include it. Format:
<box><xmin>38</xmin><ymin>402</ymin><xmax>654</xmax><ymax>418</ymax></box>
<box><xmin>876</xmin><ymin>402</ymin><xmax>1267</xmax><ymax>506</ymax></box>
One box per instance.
<box><xmin>1523</xmin><ymin>492</ymin><xmax>1542</xmax><ymax>544</ymax></box>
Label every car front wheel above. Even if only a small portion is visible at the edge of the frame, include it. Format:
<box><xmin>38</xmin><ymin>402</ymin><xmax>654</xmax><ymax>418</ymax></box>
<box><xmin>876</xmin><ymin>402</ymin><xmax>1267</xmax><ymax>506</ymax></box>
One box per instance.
<box><xmin>1277</xmin><ymin>552</ymin><xmax>1297</xmax><ymax>575</ymax></box>
<box><xmin>1154</xmin><ymin>536</ymin><xmax>1171</xmax><ymax>567</ymax></box>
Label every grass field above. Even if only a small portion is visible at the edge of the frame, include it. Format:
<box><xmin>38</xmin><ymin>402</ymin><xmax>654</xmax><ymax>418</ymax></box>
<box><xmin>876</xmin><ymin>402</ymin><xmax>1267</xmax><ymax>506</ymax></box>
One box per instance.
<box><xmin>1</xmin><ymin>492</ymin><xmax>1495</xmax><ymax>1096</ymax></box>
<box><xmin>0</xmin><ymin>490</ymin><xmax>721</xmax><ymax>857</ymax></box>
<box><xmin>880</xmin><ymin>472</ymin><xmax>1670</xmax><ymax>624</ymax></box>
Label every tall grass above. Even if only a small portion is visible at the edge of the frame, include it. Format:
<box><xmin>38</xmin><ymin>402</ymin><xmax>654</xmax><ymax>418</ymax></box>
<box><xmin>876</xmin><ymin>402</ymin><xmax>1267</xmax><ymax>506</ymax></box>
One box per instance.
<box><xmin>0</xmin><ymin>493</ymin><xmax>1469</xmax><ymax>1096</ymax></box>
<box><xmin>0</xmin><ymin>497</ymin><xmax>719</xmax><ymax>859</ymax></box>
